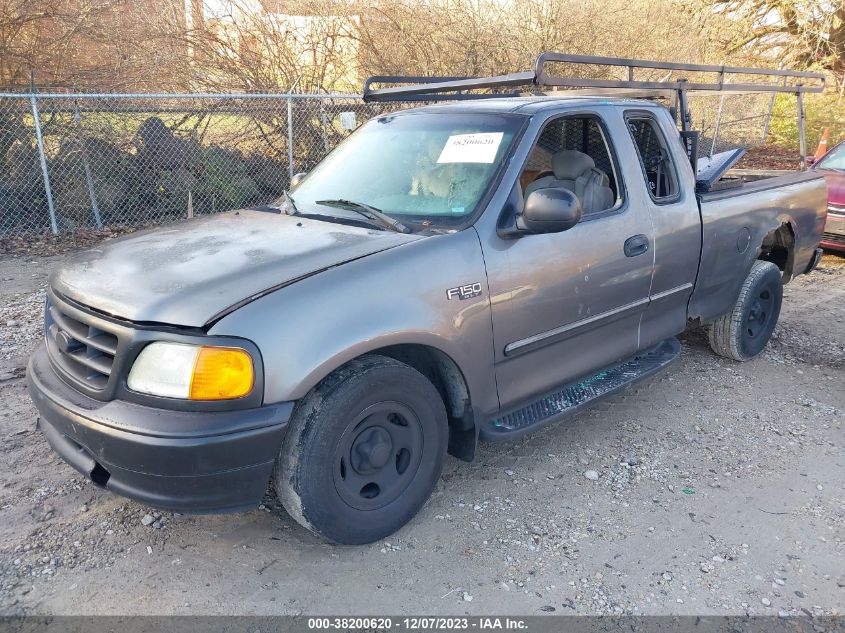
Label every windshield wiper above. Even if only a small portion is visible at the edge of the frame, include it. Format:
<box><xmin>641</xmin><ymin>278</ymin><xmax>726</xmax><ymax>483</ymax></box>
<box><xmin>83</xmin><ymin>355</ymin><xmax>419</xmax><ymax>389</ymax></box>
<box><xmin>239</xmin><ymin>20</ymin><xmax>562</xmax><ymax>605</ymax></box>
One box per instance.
<box><xmin>315</xmin><ymin>199</ymin><xmax>411</xmax><ymax>234</ymax></box>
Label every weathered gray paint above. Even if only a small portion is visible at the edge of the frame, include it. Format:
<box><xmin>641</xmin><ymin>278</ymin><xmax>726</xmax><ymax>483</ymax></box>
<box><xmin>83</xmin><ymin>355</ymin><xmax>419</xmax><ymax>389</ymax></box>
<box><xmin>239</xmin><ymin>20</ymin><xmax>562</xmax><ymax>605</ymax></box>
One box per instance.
<box><xmin>690</xmin><ymin>171</ymin><xmax>827</xmax><ymax>323</ymax></box>
<box><xmin>51</xmin><ymin>211</ymin><xmax>421</xmax><ymax>327</ymax></box>
<box><xmin>46</xmin><ymin>96</ymin><xmax>828</xmax><ymax>431</ymax></box>
<box><xmin>631</xmin><ymin>106</ymin><xmax>702</xmax><ymax>350</ymax></box>
<box><xmin>209</xmin><ymin>229</ymin><xmax>500</xmax><ymax>415</ymax></box>
<box><xmin>475</xmin><ymin>104</ymin><xmax>654</xmax><ymax>410</ymax></box>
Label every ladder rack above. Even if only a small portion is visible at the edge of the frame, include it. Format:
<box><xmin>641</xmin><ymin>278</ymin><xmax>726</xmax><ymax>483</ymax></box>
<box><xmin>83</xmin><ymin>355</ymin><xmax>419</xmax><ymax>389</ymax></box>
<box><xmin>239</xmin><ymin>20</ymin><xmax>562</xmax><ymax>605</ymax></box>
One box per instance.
<box><xmin>363</xmin><ymin>53</ymin><xmax>825</xmax><ymax>101</ymax></box>
<box><xmin>362</xmin><ymin>52</ymin><xmax>826</xmax><ymax>163</ymax></box>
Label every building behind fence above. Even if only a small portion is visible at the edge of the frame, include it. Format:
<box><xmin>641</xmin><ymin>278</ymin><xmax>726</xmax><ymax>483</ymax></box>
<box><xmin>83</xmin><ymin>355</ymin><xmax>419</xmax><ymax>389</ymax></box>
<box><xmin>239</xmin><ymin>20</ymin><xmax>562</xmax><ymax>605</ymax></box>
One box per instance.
<box><xmin>0</xmin><ymin>91</ymin><xmax>778</xmax><ymax>236</ymax></box>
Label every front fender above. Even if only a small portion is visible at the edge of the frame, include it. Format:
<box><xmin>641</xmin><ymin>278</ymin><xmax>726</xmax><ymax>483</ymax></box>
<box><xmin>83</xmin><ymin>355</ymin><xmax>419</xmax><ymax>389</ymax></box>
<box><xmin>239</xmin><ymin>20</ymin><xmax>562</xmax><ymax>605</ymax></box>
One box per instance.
<box><xmin>209</xmin><ymin>228</ymin><xmax>499</xmax><ymax>416</ymax></box>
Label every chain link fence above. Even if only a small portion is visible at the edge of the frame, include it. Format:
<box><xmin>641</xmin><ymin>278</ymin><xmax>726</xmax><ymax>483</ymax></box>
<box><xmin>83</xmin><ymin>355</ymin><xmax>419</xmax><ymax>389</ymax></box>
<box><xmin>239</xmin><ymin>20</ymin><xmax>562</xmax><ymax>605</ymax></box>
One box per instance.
<box><xmin>0</xmin><ymin>91</ymin><xmax>779</xmax><ymax>236</ymax></box>
<box><xmin>0</xmin><ymin>93</ymin><xmax>418</xmax><ymax>235</ymax></box>
<box><xmin>688</xmin><ymin>92</ymin><xmax>778</xmax><ymax>158</ymax></box>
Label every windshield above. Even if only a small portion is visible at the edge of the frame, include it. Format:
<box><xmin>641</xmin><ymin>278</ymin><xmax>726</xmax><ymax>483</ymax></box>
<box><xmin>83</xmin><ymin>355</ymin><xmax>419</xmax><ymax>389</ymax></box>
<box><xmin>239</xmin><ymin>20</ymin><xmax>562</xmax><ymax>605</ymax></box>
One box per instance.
<box><xmin>816</xmin><ymin>143</ymin><xmax>845</xmax><ymax>171</ymax></box>
<box><xmin>286</xmin><ymin>112</ymin><xmax>524</xmax><ymax>230</ymax></box>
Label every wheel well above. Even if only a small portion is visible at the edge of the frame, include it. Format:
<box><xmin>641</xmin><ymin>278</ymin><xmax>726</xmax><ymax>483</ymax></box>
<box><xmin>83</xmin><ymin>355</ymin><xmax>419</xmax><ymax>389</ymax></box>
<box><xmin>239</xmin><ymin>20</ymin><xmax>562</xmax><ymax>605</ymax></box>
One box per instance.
<box><xmin>759</xmin><ymin>223</ymin><xmax>795</xmax><ymax>282</ymax></box>
<box><xmin>373</xmin><ymin>344</ymin><xmax>477</xmax><ymax>462</ymax></box>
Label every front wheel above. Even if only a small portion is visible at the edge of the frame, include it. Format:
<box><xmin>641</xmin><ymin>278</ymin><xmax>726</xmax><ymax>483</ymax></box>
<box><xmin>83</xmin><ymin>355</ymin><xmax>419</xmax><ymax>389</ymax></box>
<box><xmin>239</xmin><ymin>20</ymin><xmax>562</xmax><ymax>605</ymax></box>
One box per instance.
<box><xmin>274</xmin><ymin>355</ymin><xmax>448</xmax><ymax>544</ymax></box>
<box><xmin>707</xmin><ymin>260</ymin><xmax>783</xmax><ymax>361</ymax></box>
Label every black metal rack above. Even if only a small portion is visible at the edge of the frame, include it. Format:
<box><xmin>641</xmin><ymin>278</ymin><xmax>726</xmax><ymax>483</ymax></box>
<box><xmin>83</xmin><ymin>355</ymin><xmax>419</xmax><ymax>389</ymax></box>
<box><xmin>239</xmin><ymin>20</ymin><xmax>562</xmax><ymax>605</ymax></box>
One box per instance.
<box><xmin>363</xmin><ymin>53</ymin><xmax>826</xmax><ymax>161</ymax></box>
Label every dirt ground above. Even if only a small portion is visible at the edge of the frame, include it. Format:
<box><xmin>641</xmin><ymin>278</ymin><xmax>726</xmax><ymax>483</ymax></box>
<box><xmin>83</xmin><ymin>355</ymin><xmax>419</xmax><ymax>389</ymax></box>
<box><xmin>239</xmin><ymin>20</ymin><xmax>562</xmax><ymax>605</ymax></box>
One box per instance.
<box><xmin>0</xmin><ymin>249</ymin><xmax>843</xmax><ymax>617</ymax></box>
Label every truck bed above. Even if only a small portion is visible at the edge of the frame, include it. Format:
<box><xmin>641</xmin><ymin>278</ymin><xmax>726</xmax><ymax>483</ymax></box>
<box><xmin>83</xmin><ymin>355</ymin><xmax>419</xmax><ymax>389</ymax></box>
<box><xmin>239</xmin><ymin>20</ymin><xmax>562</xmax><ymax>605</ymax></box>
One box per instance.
<box><xmin>698</xmin><ymin>169</ymin><xmax>818</xmax><ymax>201</ymax></box>
<box><xmin>690</xmin><ymin>170</ymin><xmax>827</xmax><ymax>323</ymax></box>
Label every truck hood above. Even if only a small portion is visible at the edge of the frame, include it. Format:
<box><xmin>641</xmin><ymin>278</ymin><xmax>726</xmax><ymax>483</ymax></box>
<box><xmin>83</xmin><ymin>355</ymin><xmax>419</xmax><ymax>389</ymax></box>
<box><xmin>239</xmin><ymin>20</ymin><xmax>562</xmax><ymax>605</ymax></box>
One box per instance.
<box><xmin>52</xmin><ymin>210</ymin><xmax>422</xmax><ymax>327</ymax></box>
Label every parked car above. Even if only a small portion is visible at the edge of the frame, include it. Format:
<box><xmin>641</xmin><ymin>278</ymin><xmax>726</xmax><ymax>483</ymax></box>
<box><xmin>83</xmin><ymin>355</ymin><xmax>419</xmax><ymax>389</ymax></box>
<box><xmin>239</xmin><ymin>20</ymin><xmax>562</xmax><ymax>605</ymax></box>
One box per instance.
<box><xmin>27</xmin><ymin>57</ymin><xmax>827</xmax><ymax>544</ymax></box>
<box><xmin>811</xmin><ymin>140</ymin><xmax>845</xmax><ymax>253</ymax></box>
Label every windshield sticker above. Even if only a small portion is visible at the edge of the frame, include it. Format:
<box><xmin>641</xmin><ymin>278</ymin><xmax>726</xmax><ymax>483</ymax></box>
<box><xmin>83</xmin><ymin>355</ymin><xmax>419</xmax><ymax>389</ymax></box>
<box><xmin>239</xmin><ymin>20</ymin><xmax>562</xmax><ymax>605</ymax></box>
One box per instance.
<box><xmin>437</xmin><ymin>132</ymin><xmax>503</xmax><ymax>164</ymax></box>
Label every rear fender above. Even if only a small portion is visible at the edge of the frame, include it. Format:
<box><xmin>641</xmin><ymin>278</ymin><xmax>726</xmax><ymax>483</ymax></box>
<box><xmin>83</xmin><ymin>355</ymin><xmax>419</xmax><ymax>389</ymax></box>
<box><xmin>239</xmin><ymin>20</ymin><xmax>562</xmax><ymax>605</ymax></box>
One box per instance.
<box><xmin>691</xmin><ymin>215</ymin><xmax>795</xmax><ymax>324</ymax></box>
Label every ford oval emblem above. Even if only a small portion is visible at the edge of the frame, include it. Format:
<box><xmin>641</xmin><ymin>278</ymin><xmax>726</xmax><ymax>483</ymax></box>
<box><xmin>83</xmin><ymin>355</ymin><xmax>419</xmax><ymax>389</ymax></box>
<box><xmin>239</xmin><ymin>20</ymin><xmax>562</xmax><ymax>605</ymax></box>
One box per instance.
<box><xmin>55</xmin><ymin>330</ymin><xmax>76</xmax><ymax>354</ymax></box>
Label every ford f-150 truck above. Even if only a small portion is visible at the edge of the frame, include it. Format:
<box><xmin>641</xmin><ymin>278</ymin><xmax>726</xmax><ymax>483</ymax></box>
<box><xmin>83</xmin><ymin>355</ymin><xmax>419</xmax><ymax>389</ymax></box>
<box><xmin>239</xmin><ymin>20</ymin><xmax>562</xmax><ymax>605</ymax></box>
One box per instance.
<box><xmin>27</xmin><ymin>55</ymin><xmax>827</xmax><ymax>544</ymax></box>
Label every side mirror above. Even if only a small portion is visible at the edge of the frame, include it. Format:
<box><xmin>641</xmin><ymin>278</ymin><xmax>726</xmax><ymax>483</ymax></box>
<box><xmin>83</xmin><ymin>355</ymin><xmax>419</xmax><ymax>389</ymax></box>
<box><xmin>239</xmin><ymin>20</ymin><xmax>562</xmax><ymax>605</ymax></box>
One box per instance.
<box><xmin>290</xmin><ymin>172</ymin><xmax>308</xmax><ymax>189</ymax></box>
<box><xmin>517</xmin><ymin>188</ymin><xmax>582</xmax><ymax>234</ymax></box>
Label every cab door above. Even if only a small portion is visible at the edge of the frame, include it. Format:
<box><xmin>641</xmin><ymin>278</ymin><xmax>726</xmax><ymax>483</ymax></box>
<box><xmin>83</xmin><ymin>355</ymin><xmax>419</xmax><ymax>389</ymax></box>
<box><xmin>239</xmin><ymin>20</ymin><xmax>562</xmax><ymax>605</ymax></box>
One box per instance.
<box><xmin>624</xmin><ymin>109</ymin><xmax>701</xmax><ymax>348</ymax></box>
<box><xmin>478</xmin><ymin>110</ymin><xmax>656</xmax><ymax>411</ymax></box>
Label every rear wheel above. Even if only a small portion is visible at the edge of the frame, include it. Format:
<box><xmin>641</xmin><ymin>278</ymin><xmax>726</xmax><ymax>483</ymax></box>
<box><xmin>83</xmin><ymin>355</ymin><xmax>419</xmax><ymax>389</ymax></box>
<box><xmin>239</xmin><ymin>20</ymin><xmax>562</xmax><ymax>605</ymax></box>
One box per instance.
<box><xmin>274</xmin><ymin>355</ymin><xmax>448</xmax><ymax>544</ymax></box>
<box><xmin>707</xmin><ymin>260</ymin><xmax>783</xmax><ymax>361</ymax></box>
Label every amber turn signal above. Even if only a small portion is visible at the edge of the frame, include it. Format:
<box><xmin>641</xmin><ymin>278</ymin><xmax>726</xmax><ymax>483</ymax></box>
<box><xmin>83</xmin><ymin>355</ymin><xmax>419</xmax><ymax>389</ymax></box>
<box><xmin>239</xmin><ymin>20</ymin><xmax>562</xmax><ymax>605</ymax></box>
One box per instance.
<box><xmin>189</xmin><ymin>346</ymin><xmax>254</xmax><ymax>400</ymax></box>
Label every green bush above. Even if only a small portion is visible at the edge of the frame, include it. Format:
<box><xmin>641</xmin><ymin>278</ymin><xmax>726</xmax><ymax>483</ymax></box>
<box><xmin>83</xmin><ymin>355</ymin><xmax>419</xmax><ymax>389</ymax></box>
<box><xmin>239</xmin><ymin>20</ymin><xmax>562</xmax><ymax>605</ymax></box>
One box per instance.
<box><xmin>767</xmin><ymin>93</ymin><xmax>845</xmax><ymax>150</ymax></box>
<box><xmin>194</xmin><ymin>146</ymin><xmax>261</xmax><ymax>213</ymax></box>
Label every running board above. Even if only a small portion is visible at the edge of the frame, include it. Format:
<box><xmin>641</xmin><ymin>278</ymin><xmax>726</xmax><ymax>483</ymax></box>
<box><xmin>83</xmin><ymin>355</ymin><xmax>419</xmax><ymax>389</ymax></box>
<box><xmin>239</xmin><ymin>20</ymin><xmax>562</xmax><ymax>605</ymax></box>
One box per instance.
<box><xmin>480</xmin><ymin>337</ymin><xmax>681</xmax><ymax>441</ymax></box>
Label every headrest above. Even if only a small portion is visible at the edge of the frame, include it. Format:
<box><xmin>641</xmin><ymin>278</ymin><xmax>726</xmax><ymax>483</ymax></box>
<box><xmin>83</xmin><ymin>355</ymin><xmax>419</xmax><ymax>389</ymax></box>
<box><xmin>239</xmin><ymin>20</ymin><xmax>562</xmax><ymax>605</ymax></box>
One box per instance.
<box><xmin>552</xmin><ymin>150</ymin><xmax>595</xmax><ymax>180</ymax></box>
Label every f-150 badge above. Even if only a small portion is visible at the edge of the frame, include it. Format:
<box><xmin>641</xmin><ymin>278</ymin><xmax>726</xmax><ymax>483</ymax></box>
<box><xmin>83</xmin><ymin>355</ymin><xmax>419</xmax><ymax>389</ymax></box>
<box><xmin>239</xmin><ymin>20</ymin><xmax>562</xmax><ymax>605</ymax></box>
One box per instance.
<box><xmin>446</xmin><ymin>283</ymin><xmax>482</xmax><ymax>300</ymax></box>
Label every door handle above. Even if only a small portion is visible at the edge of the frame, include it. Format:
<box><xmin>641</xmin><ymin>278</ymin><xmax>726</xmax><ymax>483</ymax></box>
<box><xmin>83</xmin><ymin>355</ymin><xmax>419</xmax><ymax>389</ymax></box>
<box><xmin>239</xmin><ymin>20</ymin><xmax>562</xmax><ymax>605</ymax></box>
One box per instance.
<box><xmin>624</xmin><ymin>234</ymin><xmax>650</xmax><ymax>257</ymax></box>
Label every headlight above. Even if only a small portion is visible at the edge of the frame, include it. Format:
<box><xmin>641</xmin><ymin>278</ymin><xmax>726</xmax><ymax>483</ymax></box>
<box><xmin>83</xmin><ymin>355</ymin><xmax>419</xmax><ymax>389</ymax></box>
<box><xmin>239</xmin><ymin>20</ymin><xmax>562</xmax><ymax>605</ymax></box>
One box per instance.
<box><xmin>127</xmin><ymin>342</ymin><xmax>254</xmax><ymax>400</ymax></box>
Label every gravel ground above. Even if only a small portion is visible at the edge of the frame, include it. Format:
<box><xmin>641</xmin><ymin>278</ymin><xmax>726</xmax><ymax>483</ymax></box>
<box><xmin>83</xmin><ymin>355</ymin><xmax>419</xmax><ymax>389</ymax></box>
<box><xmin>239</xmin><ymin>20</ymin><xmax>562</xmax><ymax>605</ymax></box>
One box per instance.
<box><xmin>0</xmin><ymin>249</ymin><xmax>843</xmax><ymax>617</ymax></box>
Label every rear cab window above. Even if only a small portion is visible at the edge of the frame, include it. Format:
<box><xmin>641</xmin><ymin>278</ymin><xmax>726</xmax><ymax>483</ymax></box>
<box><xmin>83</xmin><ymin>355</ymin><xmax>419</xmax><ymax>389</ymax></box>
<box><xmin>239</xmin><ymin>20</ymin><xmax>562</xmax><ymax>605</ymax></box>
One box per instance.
<box><xmin>625</xmin><ymin>112</ymin><xmax>680</xmax><ymax>202</ymax></box>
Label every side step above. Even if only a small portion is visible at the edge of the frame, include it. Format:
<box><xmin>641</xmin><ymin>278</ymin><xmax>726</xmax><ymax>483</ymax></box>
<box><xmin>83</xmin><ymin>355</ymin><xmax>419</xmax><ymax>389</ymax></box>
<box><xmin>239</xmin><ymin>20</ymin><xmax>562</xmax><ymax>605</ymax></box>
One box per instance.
<box><xmin>480</xmin><ymin>337</ymin><xmax>681</xmax><ymax>441</ymax></box>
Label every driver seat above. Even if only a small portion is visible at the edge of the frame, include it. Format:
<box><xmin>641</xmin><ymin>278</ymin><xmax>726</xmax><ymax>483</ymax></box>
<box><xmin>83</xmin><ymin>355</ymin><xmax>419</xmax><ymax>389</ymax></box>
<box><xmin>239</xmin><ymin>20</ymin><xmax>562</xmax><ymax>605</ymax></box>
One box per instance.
<box><xmin>524</xmin><ymin>150</ymin><xmax>614</xmax><ymax>214</ymax></box>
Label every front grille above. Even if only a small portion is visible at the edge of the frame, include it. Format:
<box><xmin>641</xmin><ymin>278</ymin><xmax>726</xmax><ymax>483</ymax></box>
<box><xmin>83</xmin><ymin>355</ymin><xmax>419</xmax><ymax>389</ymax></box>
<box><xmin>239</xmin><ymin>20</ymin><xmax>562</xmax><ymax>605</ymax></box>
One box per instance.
<box><xmin>822</xmin><ymin>232</ymin><xmax>845</xmax><ymax>246</ymax></box>
<box><xmin>45</xmin><ymin>296</ymin><xmax>119</xmax><ymax>391</ymax></box>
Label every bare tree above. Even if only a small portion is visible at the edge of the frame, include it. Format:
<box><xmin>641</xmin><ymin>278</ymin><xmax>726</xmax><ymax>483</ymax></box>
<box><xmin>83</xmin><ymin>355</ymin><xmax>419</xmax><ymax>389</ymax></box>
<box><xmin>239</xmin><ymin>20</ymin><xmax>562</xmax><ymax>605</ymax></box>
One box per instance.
<box><xmin>168</xmin><ymin>0</ymin><xmax>361</xmax><ymax>93</ymax></box>
<box><xmin>0</xmin><ymin>0</ymin><xmax>818</xmax><ymax>94</ymax></box>
<box><xmin>703</xmin><ymin>0</ymin><xmax>845</xmax><ymax>82</ymax></box>
<box><xmin>354</xmin><ymin>0</ymin><xmax>743</xmax><ymax>80</ymax></box>
<box><xmin>0</xmin><ymin>0</ymin><xmax>193</xmax><ymax>91</ymax></box>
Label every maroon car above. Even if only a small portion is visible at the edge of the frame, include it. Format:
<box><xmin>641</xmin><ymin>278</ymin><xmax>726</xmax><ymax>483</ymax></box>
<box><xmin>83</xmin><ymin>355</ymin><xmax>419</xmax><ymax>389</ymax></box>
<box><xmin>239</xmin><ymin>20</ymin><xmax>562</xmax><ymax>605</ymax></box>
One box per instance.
<box><xmin>813</xmin><ymin>141</ymin><xmax>845</xmax><ymax>253</ymax></box>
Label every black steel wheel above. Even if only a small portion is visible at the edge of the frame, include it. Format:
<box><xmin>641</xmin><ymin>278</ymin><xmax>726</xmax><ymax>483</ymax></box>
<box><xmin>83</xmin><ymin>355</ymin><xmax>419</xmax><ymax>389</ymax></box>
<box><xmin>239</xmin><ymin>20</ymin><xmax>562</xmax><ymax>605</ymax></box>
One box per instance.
<box><xmin>333</xmin><ymin>402</ymin><xmax>424</xmax><ymax>511</ymax></box>
<box><xmin>274</xmin><ymin>355</ymin><xmax>447</xmax><ymax>544</ymax></box>
<box><xmin>708</xmin><ymin>260</ymin><xmax>783</xmax><ymax>361</ymax></box>
<box><xmin>744</xmin><ymin>286</ymin><xmax>775</xmax><ymax>341</ymax></box>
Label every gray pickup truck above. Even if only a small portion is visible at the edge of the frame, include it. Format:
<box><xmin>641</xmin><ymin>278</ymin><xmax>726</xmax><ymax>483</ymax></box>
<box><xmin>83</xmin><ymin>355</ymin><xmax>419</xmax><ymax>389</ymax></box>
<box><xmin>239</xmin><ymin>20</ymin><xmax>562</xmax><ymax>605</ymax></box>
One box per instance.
<box><xmin>27</xmin><ymin>56</ymin><xmax>827</xmax><ymax>544</ymax></box>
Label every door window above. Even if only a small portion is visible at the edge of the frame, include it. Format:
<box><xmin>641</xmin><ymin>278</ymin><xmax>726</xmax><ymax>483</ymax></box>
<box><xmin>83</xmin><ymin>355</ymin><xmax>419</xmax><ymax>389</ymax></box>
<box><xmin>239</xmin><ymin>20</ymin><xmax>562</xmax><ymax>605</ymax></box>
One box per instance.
<box><xmin>519</xmin><ymin>115</ymin><xmax>623</xmax><ymax>218</ymax></box>
<box><xmin>626</xmin><ymin>114</ymin><xmax>679</xmax><ymax>202</ymax></box>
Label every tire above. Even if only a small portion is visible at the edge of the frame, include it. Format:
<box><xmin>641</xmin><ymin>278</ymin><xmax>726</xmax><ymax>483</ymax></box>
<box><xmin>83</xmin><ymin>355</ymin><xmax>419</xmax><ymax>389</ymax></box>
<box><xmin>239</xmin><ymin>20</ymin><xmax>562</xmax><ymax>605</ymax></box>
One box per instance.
<box><xmin>707</xmin><ymin>260</ymin><xmax>783</xmax><ymax>361</ymax></box>
<box><xmin>274</xmin><ymin>354</ymin><xmax>448</xmax><ymax>544</ymax></box>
